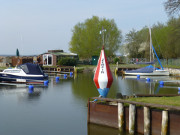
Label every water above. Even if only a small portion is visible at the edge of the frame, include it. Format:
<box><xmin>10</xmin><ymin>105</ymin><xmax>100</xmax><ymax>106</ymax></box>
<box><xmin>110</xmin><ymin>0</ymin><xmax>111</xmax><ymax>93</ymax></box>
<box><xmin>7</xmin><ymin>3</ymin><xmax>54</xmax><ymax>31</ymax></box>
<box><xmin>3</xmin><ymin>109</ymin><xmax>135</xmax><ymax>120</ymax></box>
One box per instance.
<box><xmin>0</xmin><ymin>73</ymin><xmax>179</xmax><ymax>135</ymax></box>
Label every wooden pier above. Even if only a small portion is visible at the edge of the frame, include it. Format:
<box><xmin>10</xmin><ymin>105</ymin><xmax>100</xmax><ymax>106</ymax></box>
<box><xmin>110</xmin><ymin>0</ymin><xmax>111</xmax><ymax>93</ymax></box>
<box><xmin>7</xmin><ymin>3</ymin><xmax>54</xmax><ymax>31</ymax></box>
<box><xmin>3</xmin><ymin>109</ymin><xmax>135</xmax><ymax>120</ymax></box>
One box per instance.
<box><xmin>43</xmin><ymin>66</ymin><xmax>75</xmax><ymax>74</ymax></box>
<box><xmin>88</xmin><ymin>97</ymin><xmax>180</xmax><ymax>135</ymax></box>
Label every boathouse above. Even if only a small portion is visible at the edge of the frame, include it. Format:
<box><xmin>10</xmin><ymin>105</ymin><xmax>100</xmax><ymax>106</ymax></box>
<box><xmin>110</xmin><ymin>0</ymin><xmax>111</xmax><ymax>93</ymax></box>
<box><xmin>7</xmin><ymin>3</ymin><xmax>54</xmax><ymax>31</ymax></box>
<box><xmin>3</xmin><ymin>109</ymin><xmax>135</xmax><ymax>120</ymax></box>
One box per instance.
<box><xmin>0</xmin><ymin>56</ymin><xmax>12</xmax><ymax>67</ymax></box>
<box><xmin>41</xmin><ymin>49</ymin><xmax>78</xmax><ymax>66</ymax></box>
<box><xmin>11</xmin><ymin>56</ymin><xmax>40</xmax><ymax>66</ymax></box>
<box><xmin>0</xmin><ymin>55</ymin><xmax>40</xmax><ymax>67</ymax></box>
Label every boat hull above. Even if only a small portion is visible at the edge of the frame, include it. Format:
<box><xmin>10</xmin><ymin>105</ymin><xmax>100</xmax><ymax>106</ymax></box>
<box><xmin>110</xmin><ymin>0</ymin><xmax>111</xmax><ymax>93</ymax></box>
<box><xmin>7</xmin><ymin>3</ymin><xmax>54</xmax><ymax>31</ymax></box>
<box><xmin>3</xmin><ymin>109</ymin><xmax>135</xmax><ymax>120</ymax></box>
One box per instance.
<box><xmin>0</xmin><ymin>73</ymin><xmax>48</xmax><ymax>84</ymax></box>
<box><xmin>124</xmin><ymin>70</ymin><xmax>169</xmax><ymax>76</ymax></box>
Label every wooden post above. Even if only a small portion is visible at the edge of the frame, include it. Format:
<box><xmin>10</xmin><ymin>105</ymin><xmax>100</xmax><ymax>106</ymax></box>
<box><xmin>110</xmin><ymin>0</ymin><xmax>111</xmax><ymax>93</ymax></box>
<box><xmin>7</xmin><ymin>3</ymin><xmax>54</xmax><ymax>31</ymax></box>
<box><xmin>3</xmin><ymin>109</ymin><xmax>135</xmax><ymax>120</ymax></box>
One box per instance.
<box><xmin>161</xmin><ymin>110</ymin><xmax>168</xmax><ymax>135</ymax></box>
<box><xmin>118</xmin><ymin>102</ymin><xmax>124</xmax><ymax>132</ymax></box>
<box><xmin>144</xmin><ymin>106</ymin><xmax>150</xmax><ymax>135</ymax></box>
<box><xmin>87</xmin><ymin>99</ymin><xmax>90</xmax><ymax>123</ymax></box>
<box><xmin>74</xmin><ymin>66</ymin><xmax>77</xmax><ymax>73</ymax></box>
<box><xmin>129</xmin><ymin>104</ymin><xmax>136</xmax><ymax>135</ymax></box>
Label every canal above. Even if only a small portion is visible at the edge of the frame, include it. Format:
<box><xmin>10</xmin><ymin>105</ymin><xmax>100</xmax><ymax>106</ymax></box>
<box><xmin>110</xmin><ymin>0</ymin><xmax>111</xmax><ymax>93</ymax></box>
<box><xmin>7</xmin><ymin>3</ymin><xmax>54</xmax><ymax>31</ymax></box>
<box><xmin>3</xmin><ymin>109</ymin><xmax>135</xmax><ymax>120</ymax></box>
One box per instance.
<box><xmin>0</xmin><ymin>73</ymin><xmax>179</xmax><ymax>135</ymax></box>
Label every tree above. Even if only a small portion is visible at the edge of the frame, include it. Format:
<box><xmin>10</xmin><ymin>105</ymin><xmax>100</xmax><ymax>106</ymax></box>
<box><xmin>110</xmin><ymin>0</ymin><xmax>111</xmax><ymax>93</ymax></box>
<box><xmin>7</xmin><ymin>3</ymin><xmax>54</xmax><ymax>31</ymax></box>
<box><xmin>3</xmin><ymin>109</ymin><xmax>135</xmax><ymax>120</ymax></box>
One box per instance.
<box><xmin>164</xmin><ymin>0</ymin><xmax>180</xmax><ymax>15</ymax></box>
<box><xmin>125</xmin><ymin>29</ymin><xmax>139</xmax><ymax>58</ymax></box>
<box><xmin>166</xmin><ymin>17</ymin><xmax>180</xmax><ymax>57</ymax></box>
<box><xmin>69</xmin><ymin>16</ymin><xmax>122</xmax><ymax>58</ymax></box>
<box><xmin>152</xmin><ymin>18</ymin><xmax>180</xmax><ymax>60</ymax></box>
<box><xmin>16</xmin><ymin>48</ymin><xmax>20</xmax><ymax>57</ymax></box>
<box><xmin>125</xmin><ymin>27</ymin><xmax>149</xmax><ymax>58</ymax></box>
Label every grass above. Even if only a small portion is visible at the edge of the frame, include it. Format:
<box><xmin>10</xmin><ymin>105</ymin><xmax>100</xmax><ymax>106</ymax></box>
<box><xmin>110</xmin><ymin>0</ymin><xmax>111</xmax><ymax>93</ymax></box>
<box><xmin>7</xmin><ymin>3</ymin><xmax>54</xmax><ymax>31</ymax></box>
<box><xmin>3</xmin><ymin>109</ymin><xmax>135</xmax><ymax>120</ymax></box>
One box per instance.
<box><xmin>163</xmin><ymin>65</ymin><xmax>180</xmax><ymax>69</ymax></box>
<box><xmin>127</xmin><ymin>96</ymin><xmax>180</xmax><ymax>107</ymax></box>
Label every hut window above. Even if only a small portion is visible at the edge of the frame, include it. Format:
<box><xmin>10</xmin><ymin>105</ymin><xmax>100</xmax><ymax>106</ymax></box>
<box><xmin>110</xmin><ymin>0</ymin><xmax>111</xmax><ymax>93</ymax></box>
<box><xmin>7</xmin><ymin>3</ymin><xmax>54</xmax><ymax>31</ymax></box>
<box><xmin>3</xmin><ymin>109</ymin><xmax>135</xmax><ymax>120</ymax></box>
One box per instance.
<box><xmin>43</xmin><ymin>54</ymin><xmax>53</xmax><ymax>66</ymax></box>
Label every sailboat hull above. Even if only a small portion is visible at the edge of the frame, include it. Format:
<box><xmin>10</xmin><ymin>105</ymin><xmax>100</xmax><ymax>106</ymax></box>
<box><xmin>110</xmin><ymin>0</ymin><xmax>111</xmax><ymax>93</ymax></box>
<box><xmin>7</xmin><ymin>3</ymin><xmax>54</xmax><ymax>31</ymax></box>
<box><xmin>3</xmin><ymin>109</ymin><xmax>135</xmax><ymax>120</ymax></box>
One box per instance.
<box><xmin>124</xmin><ymin>70</ymin><xmax>169</xmax><ymax>76</ymax></box>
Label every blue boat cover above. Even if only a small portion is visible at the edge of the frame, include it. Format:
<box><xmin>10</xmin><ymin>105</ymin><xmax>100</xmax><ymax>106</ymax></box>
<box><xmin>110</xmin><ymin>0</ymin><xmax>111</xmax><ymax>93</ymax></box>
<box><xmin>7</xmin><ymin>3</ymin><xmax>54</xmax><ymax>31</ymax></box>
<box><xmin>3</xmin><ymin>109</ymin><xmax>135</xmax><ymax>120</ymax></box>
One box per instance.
<box><xmin>126</xmin><ymin>65</ymin><xmax>155</xmax><ymax>73</ymax></box>
<box><xmin>18</xmin><ymin>63</ymin><xmax>44</xmax><ymax>75</ymax></box>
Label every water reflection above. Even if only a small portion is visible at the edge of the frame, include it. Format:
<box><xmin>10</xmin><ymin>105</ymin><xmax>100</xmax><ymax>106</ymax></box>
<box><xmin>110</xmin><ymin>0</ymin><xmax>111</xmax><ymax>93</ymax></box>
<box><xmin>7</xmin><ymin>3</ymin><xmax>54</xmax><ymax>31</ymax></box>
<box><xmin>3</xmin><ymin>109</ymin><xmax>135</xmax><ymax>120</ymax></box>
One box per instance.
<box><xmin>70</xmin><ymin>73</ymin><xmax>180</xmax><ymax>103</ymax></box>
<box><xmin>118</xmin><ymin>75</ymin><xmax>180</xmax><ymax>96</ymax></box>
<box><xmin>88</xmin><ymin>124</ymin><xmax>120</xmax><ymax>135</ymax></box>
<box><xmin>0</xmin><ymin>84</ymin><xmax>45</xmax><ymax>103</ymax></box>
<box><xmin>88</xmin><ymin>124</ymin><xmax>141</xmax><ymax>135</ymax></box>
<box><xmin>0</xmin><ymin>73</ymin><xmax>179</xmax><ymax>135</ymax></box>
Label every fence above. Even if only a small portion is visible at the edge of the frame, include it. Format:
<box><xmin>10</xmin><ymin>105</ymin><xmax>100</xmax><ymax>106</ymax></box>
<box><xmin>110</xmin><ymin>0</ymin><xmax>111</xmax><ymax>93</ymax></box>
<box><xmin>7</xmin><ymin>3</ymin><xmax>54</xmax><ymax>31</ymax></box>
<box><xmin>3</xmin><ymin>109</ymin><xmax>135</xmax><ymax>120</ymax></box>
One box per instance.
<box><xmin>125</xmin><ymin>58</ymin><xmax>180</xmax><ymax>66</ymax></box>
<box><xmin>157</xmin><ymin>59</ymin><xmax>180</xmax><ymax>66</ymax></box>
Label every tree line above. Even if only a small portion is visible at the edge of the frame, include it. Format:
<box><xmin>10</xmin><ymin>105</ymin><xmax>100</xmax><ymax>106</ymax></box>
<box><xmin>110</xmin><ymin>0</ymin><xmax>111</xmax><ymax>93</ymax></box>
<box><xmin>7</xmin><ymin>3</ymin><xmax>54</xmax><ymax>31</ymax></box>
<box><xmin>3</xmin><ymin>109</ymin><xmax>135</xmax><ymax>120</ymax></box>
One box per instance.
<box><xmin>69</xmin><ymin>0</ymin><xmax>180</xmax><ymax>60</ymax></box>
<box><xmin>122</xmin><ymin>16</ymin><xmax>180</xmax><ymax>61</ymax></box>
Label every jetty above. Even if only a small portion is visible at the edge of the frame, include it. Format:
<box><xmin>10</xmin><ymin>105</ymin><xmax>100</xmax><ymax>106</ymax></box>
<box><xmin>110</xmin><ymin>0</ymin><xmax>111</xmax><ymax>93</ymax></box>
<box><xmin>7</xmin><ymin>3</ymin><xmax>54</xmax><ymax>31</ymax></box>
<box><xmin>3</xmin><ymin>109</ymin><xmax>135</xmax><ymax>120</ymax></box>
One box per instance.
<box><xmin>43</xmin><ymin>66</ymin><xmax>75</xmax><ymax>74</ymax></box>
<box><xmin>88</xmin><ymin>97</ymin><xmax>180</xmax><ymax>135</ymax></box>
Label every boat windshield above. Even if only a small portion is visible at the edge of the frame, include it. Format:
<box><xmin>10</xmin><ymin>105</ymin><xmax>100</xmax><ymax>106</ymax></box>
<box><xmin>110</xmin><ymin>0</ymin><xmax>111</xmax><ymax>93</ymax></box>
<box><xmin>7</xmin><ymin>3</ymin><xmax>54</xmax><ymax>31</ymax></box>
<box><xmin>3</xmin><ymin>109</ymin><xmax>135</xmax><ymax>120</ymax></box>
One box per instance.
<box><xmin>19</xmin><ymin>64</ymin><xmax>29</xmax><ymax>73</ymax></box>
<box><xmin>4</xmin><ymin>70</ymin><xmax>20</xmax><ymax>73</ymax></box>
<box><xmin>18</xmin><ymin>63</ymin><xmax>44</xmax><ymax>75</ymax></box>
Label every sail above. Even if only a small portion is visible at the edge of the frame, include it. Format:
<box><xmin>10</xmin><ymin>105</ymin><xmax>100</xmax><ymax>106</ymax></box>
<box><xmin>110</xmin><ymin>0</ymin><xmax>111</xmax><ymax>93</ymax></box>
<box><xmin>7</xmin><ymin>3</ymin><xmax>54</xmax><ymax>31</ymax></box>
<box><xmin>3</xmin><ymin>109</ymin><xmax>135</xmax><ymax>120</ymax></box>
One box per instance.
<box><xmin>125</xmin><ymin>65</ymin><xmax>154</xmax><ymax>73</ymax></box>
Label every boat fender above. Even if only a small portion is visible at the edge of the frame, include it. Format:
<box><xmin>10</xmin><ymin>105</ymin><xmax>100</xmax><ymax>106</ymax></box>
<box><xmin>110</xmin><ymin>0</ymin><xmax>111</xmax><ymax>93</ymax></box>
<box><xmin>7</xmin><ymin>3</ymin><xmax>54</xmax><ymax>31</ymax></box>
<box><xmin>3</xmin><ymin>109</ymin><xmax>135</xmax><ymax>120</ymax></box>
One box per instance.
<box><xmin>159</xmin><ymin>81</ymin><xmax>164</xmax><ymax>85</ymax></box>
<box><xmin>70</xmin><ymin>72</ymin><xmax>73</xmax><ymax>76</ymax></box>
<box><xmin>64</xmin><ymin>74</ymin><xmax>67</xmax><ymax>79</ymax></box>
<box><xmin>28</xmin><ymin>85</ymin><xmax>34</xmax><ymax>93</ymax></box>
<box><xmin>146</xmin><ymin>78</ymin><xmax>150</xmax><ymax>82</ymax></box>
<box><xmin>56</xmin><ymin>77</ymin><xmax>60</xmax><ymax>82</ymax></box>
<box><xmin>44</xmin><ymin>80</ymin><xmax>49</xmax><ymax>86</ymax></box>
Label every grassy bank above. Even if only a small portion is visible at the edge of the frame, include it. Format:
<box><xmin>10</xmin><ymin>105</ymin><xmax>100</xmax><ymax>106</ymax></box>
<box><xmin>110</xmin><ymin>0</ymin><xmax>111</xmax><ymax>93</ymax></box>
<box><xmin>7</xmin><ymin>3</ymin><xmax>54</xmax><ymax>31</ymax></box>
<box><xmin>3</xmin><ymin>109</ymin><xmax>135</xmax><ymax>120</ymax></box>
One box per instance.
<box><xmin>127</xmin><ymin>96</ymin><xmax>180</xmax><ymax>107</ymax></box>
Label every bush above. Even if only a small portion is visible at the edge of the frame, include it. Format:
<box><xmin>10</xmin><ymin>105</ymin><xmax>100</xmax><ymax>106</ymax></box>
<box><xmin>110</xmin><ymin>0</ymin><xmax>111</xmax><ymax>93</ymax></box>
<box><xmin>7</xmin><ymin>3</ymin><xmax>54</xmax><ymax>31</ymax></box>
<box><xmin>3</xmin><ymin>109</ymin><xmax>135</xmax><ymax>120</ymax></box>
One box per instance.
<box><xmin>58</xmin><ymin>58</ymin><xmax>77</xmax><ymax>66</ymax></box>
<box><xmin>114</xmin><ymin>57</ymin><xmax>120</xmax><ymax>64</ymax></box>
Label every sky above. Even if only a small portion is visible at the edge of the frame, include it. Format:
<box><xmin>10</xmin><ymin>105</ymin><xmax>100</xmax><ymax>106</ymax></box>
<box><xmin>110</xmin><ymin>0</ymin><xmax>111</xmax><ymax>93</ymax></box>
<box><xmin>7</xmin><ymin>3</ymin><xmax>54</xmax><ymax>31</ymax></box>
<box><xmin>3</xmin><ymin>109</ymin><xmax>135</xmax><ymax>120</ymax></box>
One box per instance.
<box><xmin>0</xmin><ymin>0</ymin><xmax>169</xmax><ymax>55</ymax></box>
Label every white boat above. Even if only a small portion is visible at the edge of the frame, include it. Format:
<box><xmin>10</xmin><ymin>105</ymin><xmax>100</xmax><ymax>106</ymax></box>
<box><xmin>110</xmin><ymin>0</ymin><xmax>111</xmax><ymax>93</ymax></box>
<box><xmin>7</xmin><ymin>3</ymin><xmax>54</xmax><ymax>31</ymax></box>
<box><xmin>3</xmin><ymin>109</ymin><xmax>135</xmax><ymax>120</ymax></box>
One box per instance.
<box><xmin>124</xmin><ymin>28</ymin><xmax>169</xmax><ymax>76</ymax></box>
<box><xmin>124</xmin><ymin>65</ymin><xmax>169</xmax><ymax>76</ymax></box>
<box><xmin>0</xmin><ymin>63</ymin><xmax>48</xmax><ymax>84</ymax></box>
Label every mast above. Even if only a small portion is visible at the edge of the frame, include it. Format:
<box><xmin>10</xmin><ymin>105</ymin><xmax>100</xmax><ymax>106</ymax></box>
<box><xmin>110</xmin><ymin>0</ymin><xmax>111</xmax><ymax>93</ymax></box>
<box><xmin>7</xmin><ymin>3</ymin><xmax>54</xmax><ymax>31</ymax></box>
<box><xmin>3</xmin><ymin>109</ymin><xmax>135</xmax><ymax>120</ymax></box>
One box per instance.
<box><xmin>149</xmin><ymin>27</ymin><xmax>164</xmax><ymax>70</ymax></box>
<box><xmin>149</xmin><ymin>27</ymin><xmax>152</xmax><ymax>62</ymax></box>
<box><xmin>149</xmin><ymin>27</ymin><xmax>154</xmax><ymax>62</ymax></box>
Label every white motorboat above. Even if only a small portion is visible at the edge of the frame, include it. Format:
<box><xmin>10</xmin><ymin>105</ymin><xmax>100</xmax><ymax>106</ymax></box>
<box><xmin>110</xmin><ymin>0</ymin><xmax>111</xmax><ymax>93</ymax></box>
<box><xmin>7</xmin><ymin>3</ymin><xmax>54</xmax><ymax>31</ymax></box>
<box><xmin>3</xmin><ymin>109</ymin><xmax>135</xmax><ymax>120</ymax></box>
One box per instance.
<box><xmin>0</xmin><ymin>63</ymin><xmax>48</xmax><ymax>84</ymax></box>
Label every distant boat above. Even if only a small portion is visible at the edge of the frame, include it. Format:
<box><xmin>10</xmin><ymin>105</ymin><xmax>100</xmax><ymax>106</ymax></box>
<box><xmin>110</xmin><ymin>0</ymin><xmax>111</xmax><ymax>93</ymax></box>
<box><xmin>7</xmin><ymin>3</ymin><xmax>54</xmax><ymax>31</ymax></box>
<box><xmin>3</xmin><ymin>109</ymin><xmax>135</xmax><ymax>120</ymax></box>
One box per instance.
<box><xmin>124</xmin><ymin>28</ymin><xmax>169</xmax><ymax>76</ymax></box>
<box><xmin>124</xmin><ymin>65</ymin><xmax>169</xmax><ymax>76</ymax></box>
<box><xmin>0</xmin><ymin>63</ymin><xmax>48</xmax><ymax>84</ymax></box>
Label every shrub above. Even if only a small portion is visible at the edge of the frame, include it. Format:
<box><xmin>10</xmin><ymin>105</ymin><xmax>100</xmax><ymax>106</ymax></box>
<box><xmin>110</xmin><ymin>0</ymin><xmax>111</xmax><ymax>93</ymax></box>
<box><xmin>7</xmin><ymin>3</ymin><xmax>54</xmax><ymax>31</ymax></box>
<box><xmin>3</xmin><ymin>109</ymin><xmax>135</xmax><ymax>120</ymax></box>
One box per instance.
<box><xmin>114</xmin><ymin>57</ymin><xmax>120</xmax><ymax>64</ymax></box>
<box><xmin>58</xmin><ymin>58</ymin><xmax>77</xmax><ymax>66</ymax></box>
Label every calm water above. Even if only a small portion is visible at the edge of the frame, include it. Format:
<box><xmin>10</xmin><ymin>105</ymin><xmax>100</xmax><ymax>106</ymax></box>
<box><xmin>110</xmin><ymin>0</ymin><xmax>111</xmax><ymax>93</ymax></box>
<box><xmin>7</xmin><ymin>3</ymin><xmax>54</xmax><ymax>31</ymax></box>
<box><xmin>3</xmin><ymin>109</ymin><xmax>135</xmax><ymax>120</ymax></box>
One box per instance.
<box><xmin>0</xmin><ymin>73</ymin><xmax>179</xmax><ymax>135</ymax></box>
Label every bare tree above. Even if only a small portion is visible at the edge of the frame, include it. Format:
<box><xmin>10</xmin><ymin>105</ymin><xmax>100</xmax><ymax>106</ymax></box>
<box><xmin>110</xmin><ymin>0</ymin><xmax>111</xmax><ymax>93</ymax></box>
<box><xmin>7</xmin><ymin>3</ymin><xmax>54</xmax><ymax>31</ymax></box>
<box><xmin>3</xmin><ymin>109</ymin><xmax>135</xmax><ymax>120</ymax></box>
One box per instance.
<box><xmin>164</xmin><ymin>0</ymin><xmax>180</xmax><ymax>15</ymax></box>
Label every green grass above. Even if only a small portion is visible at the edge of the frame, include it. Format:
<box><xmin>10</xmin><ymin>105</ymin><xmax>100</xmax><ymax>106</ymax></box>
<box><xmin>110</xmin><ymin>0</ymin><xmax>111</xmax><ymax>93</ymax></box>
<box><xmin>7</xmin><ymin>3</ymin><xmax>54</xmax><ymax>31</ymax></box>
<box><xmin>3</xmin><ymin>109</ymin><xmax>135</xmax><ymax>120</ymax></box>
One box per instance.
<box><xmin>127</xmin><ymin>96</ymin><xmax>180</xmax><ymax>107</ymax></box>
<box><xmin>163</xmin><ymin>65</ymin><xmax>180</xmax><ymax>69</ymax></box>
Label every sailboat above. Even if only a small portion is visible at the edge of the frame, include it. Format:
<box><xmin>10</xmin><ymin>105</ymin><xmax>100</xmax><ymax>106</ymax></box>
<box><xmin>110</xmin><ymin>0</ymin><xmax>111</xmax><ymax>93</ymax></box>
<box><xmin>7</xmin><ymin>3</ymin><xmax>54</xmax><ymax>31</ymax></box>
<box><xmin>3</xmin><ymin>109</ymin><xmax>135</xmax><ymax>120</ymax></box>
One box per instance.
<box><xmin>124</xmin><ymin>28</ymin><xmax>169</xmax><ymax>76</ymax></box>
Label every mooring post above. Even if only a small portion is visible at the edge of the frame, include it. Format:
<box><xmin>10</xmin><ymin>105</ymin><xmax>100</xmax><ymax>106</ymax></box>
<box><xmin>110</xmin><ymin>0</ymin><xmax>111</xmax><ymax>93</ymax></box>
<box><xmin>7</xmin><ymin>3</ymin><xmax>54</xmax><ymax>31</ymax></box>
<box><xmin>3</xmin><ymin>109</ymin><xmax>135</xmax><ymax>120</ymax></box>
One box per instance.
<box><xmin>144</xmin><ymin>106</ymin><xmax>150</xmax><ymax>135</ymax></box>
<box><xmin>87</xmin><ymin>98</ymin><xmax>91</xmax><ymax>123</ymax></box>
<box><xmin>118</xmin><ymin>102</ymin><xmax>124</xmax><ymax>132</ymax></box>
<box><xmin>161</xmin><ymin>110</ymin><xmax>168</xmax><ymax>135</ymax></box>
<box><xmin>129</xmin><ymin>104</ymin><xmax>136</xmax><ymax>135</ymax></box>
